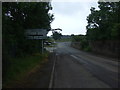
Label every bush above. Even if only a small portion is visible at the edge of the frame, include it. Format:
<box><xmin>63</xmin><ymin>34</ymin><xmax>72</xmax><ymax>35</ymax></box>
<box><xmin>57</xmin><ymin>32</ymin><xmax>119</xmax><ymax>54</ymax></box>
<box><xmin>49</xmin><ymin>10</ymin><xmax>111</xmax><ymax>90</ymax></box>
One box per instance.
<box><xmin>111</xmin><ymin>23</ymin><xmax>120</xmax><ymax>40</ymax></box>
<box><xmin>83</xmin><ymin>45</ymin><xmax>91</xmax><ymax>52</ymax></box>
<box><xmin>72</xmin><ymin>35</ymin><xmax>91</xmax><ymax>52</ymax></box>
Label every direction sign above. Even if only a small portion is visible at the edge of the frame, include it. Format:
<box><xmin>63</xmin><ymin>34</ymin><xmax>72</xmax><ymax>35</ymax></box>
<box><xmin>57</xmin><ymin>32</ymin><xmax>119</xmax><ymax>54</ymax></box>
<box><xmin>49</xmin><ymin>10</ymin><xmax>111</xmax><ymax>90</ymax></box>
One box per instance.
<box><xmin>25</xmin><ymin>29</ymin><xmax>47</xmax><ymax>39</ymax></box>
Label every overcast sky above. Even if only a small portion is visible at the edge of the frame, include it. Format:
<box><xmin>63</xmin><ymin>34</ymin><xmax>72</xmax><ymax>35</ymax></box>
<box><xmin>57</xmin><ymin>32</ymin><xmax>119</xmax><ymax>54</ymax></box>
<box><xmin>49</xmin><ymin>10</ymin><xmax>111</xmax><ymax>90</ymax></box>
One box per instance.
<box><xmin>48</xmin><ymin>0</ymin><xmax>99</xmax><ymax>36</ymax></box>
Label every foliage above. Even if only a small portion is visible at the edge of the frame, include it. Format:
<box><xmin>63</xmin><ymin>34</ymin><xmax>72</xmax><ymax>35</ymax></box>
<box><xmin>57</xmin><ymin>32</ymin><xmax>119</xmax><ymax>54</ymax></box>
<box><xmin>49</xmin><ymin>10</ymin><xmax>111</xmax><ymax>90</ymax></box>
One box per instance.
<box><xmin>2</xmin><ymin>2</ymin><xmax>54</xmax><ymax>82</ymax></box>
<box><xmin>56</xmin><ymin>38</ymin><xmax>71</xmax><ymax>42</ymax></box>
<box><xmin>52</xmin><ymin>31</ymin><xmax>62</xmax><ymax>40</ymax></box>
<box><xmin>72</xmin><ymin>35</ymin><xmax>81</xmax><ymax>42</ymax></box>
<box><xmin>72</xmin><ymin>35</ymin><xmax>91</xmax><ymax>51</ymax></box>
<box><xmin>46</xmin><ymin>37</ymin><xmax>55</xmax><ymax>42</ymax></box>
<box><xmin>111</xmin><ymin>23</ymin><xmax>120</xmax><ymax>39</ymax></box>
<box><xmin>86</xmin><ymin>2</ymin><xmax>120</xmax><ymax>41</ymax></box>
<box><xmin>3</xmin><ymin>53</ymin><xmax>48</xmax><ymax>87</ymax></box>
<box><xmin>2</xmin><ymin>2</ymin><xmax>54</xmax><ymax>56</ymax></box>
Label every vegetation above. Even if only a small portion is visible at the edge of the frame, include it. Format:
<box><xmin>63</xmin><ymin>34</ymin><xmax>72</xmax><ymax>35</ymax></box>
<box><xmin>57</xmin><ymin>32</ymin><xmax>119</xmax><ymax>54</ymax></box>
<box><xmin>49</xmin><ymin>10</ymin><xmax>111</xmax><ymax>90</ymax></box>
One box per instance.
<box><xmin>72</xmin><ymin>35</ymin><xmax>91</xmax><ymax>52</ymax></box>
<box><xmin>52</xmin><ymin>31</ymin><xmax>62</xmax><ymax>40</ymax></box>
<box><xmin>2</xmin><ymin>2</ymin><xmax>54</xmax><ymax>86</ymax></box>
<box><xmin>86</xmin><ymin>2</ymin><xmax>120</xmax><ymax>41</ymax></box>
<box><xmin>72</xmin><ymin>2</ymin><xmax>120</xmax><ymax>53</ymax></box>
<box><xmin>3</xmin><ymin>53</ymin><xmax>48</xmax><ymax>88</ymax></box>
<box><xmin>56</xmin><ymin>38</ymin><xmax>71</xmax><ymax>42</ymax></box>
<box><xmin>3</xmin><ymin>2</ymin><xmax>54</xmax><ymax>56</ymax></box>
<box><xmin>46</xmin><ymin>37</ymin><xmax>55</xmax><ymax>42</ymax></box>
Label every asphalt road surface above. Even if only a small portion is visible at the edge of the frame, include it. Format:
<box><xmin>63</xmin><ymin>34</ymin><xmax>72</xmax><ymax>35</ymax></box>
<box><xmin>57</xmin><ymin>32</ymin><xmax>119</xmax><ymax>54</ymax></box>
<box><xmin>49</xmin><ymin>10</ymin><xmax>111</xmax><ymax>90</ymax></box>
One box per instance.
<box><xmin>51</xmin><ymin>42</ymin><xmax>119</xmax><ymax>88</ymax></box>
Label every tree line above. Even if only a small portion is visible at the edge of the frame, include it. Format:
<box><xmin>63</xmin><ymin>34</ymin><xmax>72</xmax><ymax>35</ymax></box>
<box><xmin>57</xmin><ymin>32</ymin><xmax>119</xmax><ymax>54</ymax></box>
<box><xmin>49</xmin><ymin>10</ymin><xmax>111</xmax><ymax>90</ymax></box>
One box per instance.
<box><xmin>72</xmin><ymin>2</ymin><xmax>120</xmax><ymax>52</ymax></box>
<box><xmin>2</xmin><ymin>2</ymin><xmax>54</xmax><ymax>76</ymax></box>
<box><xmin>86</xmin><ymin>2</ymin><xmax>120</xmax><ymax>41</ymax></box>
<box><xmin>3</xmin><ymin>2</ymin><xmax>54</xmax><ymax>57</ymax></box>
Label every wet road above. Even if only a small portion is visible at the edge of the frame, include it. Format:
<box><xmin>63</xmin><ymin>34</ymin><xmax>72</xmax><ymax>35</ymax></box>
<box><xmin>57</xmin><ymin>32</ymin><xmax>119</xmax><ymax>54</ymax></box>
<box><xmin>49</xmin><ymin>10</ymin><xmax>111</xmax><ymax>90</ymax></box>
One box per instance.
<box><xmin>52</xmin><ymin>42</ymin><xmax>119</xmax><ymax>88</ymax></box>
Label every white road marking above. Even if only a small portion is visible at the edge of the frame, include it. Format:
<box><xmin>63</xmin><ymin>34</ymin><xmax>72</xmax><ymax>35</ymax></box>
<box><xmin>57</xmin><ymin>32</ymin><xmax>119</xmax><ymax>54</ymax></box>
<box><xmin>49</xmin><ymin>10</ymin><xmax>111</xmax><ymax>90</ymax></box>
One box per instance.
<box><xmin>70</xmin><ymin>55</ymin><xmax>88</xmax><ymax>64</ymax></box>
<box><xmin>49</xmin><ymin>53</ymin><xmax>56</xmax><ymax>88</ymax></box>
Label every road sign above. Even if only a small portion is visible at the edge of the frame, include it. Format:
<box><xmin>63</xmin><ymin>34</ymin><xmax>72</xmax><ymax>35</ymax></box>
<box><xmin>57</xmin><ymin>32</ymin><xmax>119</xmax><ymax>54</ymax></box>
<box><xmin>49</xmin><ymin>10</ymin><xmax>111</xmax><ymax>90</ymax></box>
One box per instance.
<box><xmin>25</xmin><ymin>29</ymin><xmax>47</xmax><ymax>39</ymax></box>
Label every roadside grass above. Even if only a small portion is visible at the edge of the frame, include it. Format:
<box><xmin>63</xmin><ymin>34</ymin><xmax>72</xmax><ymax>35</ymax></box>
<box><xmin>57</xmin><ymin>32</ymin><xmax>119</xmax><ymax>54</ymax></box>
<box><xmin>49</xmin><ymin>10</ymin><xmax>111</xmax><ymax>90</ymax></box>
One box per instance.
<box><xmin>83</xmin><ymin>46</ymin><xmax>92</xmax><ymax>52</ymax></box>
<box><xmin>3</xmin><ymin>52</ymin><xmax>49</xmax><ymax>88</ymax></box>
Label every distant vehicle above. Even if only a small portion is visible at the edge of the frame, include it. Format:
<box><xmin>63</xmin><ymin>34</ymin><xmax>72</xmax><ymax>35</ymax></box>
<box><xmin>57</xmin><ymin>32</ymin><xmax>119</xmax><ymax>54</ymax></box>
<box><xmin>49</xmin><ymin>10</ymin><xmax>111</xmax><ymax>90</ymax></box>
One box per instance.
<box><xmin>44</xmin><ymin>41</ymin><xmax>52</xmax><ymax>45</ymax></box>
<box><xmin>53</xmin><ymin>41</ymin><xmax>56</xmax><ymax>44</ymax></box>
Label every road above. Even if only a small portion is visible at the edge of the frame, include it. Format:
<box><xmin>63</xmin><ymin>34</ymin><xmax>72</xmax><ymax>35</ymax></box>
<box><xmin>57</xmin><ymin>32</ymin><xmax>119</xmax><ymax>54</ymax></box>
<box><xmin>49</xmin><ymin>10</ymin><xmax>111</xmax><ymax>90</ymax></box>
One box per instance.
<box><xmin>50</xmin><ymin>42</ymin><xmax>119</xmax><ymax>88</ymax></box>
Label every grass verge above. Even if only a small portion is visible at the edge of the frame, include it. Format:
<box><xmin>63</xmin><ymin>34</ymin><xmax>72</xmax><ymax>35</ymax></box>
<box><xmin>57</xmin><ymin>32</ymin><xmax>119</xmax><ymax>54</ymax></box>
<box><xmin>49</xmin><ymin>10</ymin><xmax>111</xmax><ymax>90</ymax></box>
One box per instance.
<box><xmin>3</xmin><ymin>53</ymin><xmax>49</xmax><ymax>88</ymax></box>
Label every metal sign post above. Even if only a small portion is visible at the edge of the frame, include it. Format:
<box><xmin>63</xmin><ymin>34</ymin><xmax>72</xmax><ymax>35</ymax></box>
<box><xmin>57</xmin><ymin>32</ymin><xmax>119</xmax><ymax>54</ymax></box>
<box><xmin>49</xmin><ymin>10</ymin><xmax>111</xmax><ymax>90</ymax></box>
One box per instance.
<box><xmin>25</xmin><ymin>29</ymin><xmax>47</xmax><ymax>54</ymax></box>
<box><xmin>42</xmin><ymin>39</ymin><xmax>43</xmax><ymax>54</ymax></box>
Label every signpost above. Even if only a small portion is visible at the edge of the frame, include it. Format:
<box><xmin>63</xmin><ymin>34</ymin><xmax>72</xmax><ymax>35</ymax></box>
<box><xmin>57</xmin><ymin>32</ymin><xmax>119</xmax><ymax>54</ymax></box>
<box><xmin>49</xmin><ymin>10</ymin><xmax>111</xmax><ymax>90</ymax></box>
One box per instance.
<box><xmin>25</xmin><ymin>29</ymin><xmax>47</xmax><ymax>54</ymax></box>
<box><xmin>25</xmin><ymin>28</ymin><xmax>62</xmax><ymax>53</ymax></box>
<box><xmin>25</xmin><ymin>29</ymin><xmax>47</xmax><ymax>39</ymax></box>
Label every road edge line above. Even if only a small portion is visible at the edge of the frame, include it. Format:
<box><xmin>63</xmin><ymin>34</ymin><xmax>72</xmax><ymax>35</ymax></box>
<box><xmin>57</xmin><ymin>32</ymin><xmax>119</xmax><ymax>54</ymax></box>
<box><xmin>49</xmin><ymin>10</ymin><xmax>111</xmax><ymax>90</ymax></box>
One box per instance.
<box><xmin>48</xmin><ymin>53</ymin><xmax>56</xmax><ymax>88</ymax></box>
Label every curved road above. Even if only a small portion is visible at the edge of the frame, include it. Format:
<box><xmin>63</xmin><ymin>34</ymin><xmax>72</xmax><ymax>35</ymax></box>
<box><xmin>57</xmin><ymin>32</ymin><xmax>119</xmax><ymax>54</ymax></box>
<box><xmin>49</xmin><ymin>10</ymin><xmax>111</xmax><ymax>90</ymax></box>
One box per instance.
<box><xmin>51</xmin><ymin>42</ymin><xmax>119</xmax><ymax>88</ymax></box>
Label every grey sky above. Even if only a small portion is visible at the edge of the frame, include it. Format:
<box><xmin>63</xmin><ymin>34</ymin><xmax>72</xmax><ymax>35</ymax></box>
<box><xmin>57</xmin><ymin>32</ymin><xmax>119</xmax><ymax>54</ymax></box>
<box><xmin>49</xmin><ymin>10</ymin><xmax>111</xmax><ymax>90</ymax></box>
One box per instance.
<box><xmin>48</xmin><ymin>0</ymin><xmax>99</xmax><ymax>36</ymax></box>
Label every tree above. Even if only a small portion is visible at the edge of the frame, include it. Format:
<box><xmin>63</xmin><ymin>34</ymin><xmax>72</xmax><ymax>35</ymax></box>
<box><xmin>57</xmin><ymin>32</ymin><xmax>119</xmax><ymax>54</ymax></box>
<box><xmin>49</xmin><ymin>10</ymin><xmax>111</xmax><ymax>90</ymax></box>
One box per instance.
<box><xmin>86</xmin><ymin>2</ymin><xmax>120</xmax><ymax>41</ymax></box>
<box><xmin>2</xmin><ymin>2</ymin><xmax>54</xmax><ymax>57</ymax></box>
<box><xmin>2</xmin><ymin>2</ymin><xmax>54</xmax><ymax>77</ymax></box>
<box><xmin>52</xmin><ymin>31</ymin><xmax>62</xmax><ymax>40</ymax></box>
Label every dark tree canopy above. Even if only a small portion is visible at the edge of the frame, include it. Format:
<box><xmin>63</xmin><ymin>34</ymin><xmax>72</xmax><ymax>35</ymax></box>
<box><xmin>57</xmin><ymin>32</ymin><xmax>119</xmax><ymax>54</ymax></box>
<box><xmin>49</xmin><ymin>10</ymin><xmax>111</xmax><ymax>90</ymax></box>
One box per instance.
<box><xmin>52</xmin><ymin>31</ymin><xmax>62</xmax><ymax>40</ymax></box>
<box><xmin>86</xmin><ymin>2</ymin><xmax>120</xmax><ymax>41</ymax></box>
<box><xmin>2</xmin><ymin>2</ymin><xmax>54</xmax><ymax>57</ymax></box>
<box><xmin>2</xmin><ymin>2</ymin><xmax>54</xmax><ymax>79</ymax></box>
